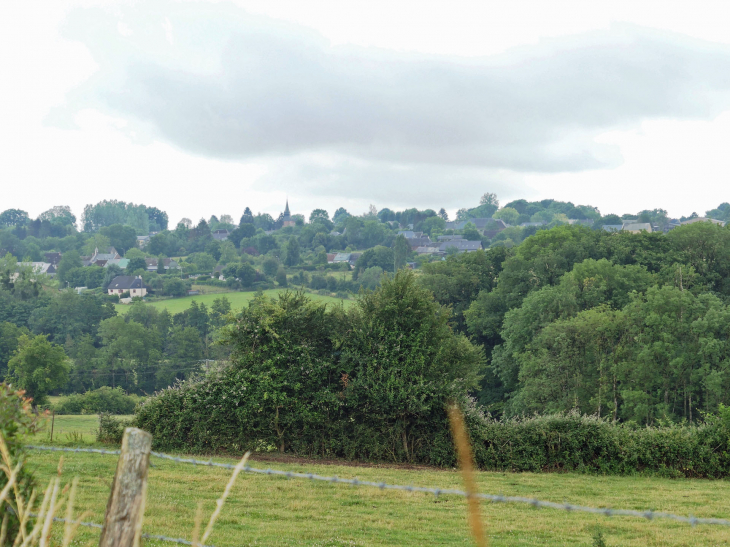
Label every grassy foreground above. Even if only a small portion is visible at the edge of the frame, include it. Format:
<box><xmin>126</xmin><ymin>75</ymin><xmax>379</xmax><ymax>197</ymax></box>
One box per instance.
<box><xmin>24</xmin><ymin>418</ymin><xmax>730</xmax><ymax>546</ymax></box>
<box><xmin>115</xmin><ymin>289</ymin><xmax>353</xmax><ymax>315</ymax></box>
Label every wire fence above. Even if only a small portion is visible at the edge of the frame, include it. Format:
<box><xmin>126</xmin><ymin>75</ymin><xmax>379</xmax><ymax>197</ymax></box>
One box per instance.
<box><xmin>25</xmin><ymin>444</ymin><xmax>730</xmax><ymax>531</ymax></box>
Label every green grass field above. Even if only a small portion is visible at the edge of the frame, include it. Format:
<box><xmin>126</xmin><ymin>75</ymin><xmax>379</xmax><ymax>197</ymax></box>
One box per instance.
<box><xmin>35</xmin><ymin>413</ymin><xmax>131</xmax><ymax>445</ymax></box>
<box><xmin>115</xmin><ymin>289</ymin><xmax>354</xmax><ymax>315</ymax></box>
<box><xmin>23</xmin><ymin>416</ymin><xmax>730</xmax><ymax>546</ymax></box>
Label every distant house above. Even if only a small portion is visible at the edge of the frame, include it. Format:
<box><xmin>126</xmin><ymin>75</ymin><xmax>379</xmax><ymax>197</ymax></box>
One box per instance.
<box><xmin>44</xmin><ymin>252</ymin><xmax>62</xmax><ymax>266</ymax></box>
<box><xmin>445</xmin><ymin>218</ymin><xmax>502</xmax><ymax>232</ymax></box>
<box><xmin>107</xmin><ymin>276</ymin><xmax>148</xmax><ymax>298</ymax></box>
<box><xmin>332</xmin><ymin>253</ymin><xmax>351</xmax><ymax>264</ymax></box>
<box><xmin>415</xmin><ymin>246</ymin><xmax>441</xmax><ymax>255</ymax></box>
<box><xmin>90</xmin><ymin>247</ymin><xmax>121</xmax><ymax>263</ymax></box>
<box><xmin>406</xmin><ymin>237</ymin><xmax>432</xmax><ymax>250</ymax></box>
<box><xmin>623</xmin><ymin>223</ymin><xmax>652</xmax><ymax>234</ymax></box>
<box><xmin>136</xmin><ymin>235</ymin><xmax>150</xmax><ymax>248</ymax></box>
<box><xmin>681</xmin><ymin>217</ymin><xmax>726</xmax><ymax>227</ymax></box>
<box><xmin>348</xmin><ymin>253</ymin><xmax>362</xmax><ymax>267</ymax></box>
<box><xmin>438</xmin><ymin>241</ymin><xmax>482</xmax><ymax>253</ymax></box>
<box><xmin>15</xmin><ymin>262</ymin><xmax>55</xmax><ymax>277</ymax></box>
<box><xmin>212</xmin><ymin>229</ymin><xmax>230</xmax><ymax>241</ymax></box>
<box><xmin>437</xmin><ymin>235</ymin><xmax>465</xmax><ymax>241</ymax></box>
<box><xmin>520</xmin><ymin>221</ymin><xmax>547</xmax><ymax>227</ymax></box>
<box><xmin>326</xmin><ymin>253</ymin><xmax>337</xmax><ymax>264</ymax></box>
<box><xmin>397</xmin><ymin>231</ymin><xmax>422</xmax><ymax>239</ymax></box>
<box><xmin>104</xmin><ymin>258</ymin><xmax>129</xmax><ymax>269</ymax></box>
<box><xmin>482</xmin><ymin>219</ymin><xmax>509</xmax><ymax>239</ymax></box>
<box><xmin>144</xmin><ymin>258</ymin><xmax>180</xmax><ymax>271</ymax></box>
<box><xmin>567</xmin><ymin>219</ymin><xmax>595</xmax><ymax>226</ymax></box>
<box><xmin>602</xmin><ymin>225</ymin><xmax>623</xmax><ymax>232</ymax></box>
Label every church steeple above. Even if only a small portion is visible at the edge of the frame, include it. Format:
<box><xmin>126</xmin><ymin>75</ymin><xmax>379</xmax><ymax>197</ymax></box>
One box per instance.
<box><xmin>283</xmin><ymin>198</ymin><xmax>291</xmax><ymax>219</ymax></box>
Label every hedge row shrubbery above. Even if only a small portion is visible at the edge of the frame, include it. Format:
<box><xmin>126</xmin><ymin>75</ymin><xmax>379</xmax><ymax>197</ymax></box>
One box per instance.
<box><xmin>470</xmin><ymin>410</ymin><xmax>730</xmax><ymax>478</ymax></box>
<box><xmin>132</xmin><ymin>274</ymin><xmax>730</xmax><ymax>477</ymax></box>
<box><xmin>136</xmin><ymin>272</ymin><xmax>483</xmax><ymax>465</ymax></box>
<box><xmin>54</xmin><ymin>386</ymin><xmax>141</xmax><ymax>415</ymax></box>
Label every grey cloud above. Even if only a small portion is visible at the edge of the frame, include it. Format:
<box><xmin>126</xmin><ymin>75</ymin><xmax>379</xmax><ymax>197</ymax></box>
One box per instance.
<box><xmin>56</xmin><ymin>3</ymin><xmax>730</xmax><ymax>174</ymax></box>
<box><xmin>262</xmin><ymin>155</ymin><xmax>532</xmax><ymax>209</ymax></box>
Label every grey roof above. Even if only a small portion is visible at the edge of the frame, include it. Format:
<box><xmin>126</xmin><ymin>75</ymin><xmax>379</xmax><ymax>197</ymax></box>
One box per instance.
<box><xmin>438</xmin><ymin>241</ymin><xmax>482</xmax><ymax>252</ymax></box>
<box><xmin>406</xmin><ymin>237</ymin><xmax>432</xmax><ymax>248</ymax></box>
<box><xmin>437</xmin><ymin>235</ymin><xmax>464</xmax><ymax>241</ymax></box>
<box><xmin>332</xmin><ymin>253</ymin><xmax>351</xmax><ymax>262</ymax></box>
<box><xmin>44</xmin><ymin>252</ymin><xmax>62</xmax><ymax>265</ymax></box>
<box><xmin>623</xmin><ymin>223</ymin><xmax>653</xmax><ymax>233</ymax></box>
<box><xmin>681</xmin><ymin>217</ymin><xmax>725</xmax><ymax>226</ymax></box>
<box><xmin>144</xmin><ymin>258</ymin><xmax>179</xmax><ymax>270</ymax></box>
<box><xmin>108</xmin><ymin>276</ymin><xmax>148</xmax><ymax>291</ymax></box>
<box><xmin>212</xmin><ymin>229</ymin><xmax>230</xmax><ymax>241</ymax></box>
<box><xmin>602</xmin><ymin>225</ymin><xmax>623</xmax><ymax>232</ymax></box>
<box><xmin>520</xmin><ymin>222</ymin><xmax>547</xmax><ymax>227</ymax></box>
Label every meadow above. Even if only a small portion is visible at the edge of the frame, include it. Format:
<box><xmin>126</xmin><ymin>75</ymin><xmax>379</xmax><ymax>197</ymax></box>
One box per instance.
<box><xmin>115</xmin><ymin>288</ymin><xmax>354</xmax><ymax>315</ymax></box>
<box><xmin>24</xmin><ymin>415</ymin><xmax>730</xmax><ymax>546</ymax></box>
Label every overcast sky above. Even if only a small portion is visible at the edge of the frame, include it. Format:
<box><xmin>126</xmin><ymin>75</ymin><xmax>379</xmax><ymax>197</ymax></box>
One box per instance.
<box><xmin>3</xmin><ymin>0</ymin><xmax>730</xmax><ymax>225</ymax></box>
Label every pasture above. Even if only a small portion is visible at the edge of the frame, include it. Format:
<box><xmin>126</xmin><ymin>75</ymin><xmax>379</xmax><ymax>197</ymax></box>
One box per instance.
<box><xmin>25</xmin><ymin>416</ymin><xmax>730</xmax><ymax>546</ymax></box>
<box><xmin>115</xmin><ymin>289</ymin><xmax>354</xmax><ymax>315</ymax></box>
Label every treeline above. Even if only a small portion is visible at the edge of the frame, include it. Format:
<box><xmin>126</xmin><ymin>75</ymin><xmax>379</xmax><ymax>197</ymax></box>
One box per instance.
<box><xmin>420</xmin><ymin>222</ymin><xmax>730</xmax><ymax>423</ymax></box>
<box><xmin>0</xmin><ymin>265</ymin><xmax>234</xmax><ymax>402</ymax></box>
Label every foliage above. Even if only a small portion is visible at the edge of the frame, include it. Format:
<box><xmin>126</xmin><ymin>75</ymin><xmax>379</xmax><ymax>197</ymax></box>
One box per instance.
<box><xmin>96</xmin><ymin>412</ymin><xmax>134</xmax><ymax>444</ymax></box>
<box><xmin>136</xmin><ymin>272</ymin><xmax>483</xmax><ymax>465</ymax></box>
<box><xmin>0</xmin><ymin>383</ymin><xmax>41</xmax><ymax>540</ymax></box>
<box><xmin>471</xmin><ymin>410</ymin><xmax>730</xmax><ymax>478</ymax></box>
<box><xmin>7</xmin><ymin>334</ymin><xmax>70</xmax><ymax>406</ymax></box>
<box><xmin>54</xmin><ymin>386</ymin><xmax>141</xmax><ymax>414</ymax></box>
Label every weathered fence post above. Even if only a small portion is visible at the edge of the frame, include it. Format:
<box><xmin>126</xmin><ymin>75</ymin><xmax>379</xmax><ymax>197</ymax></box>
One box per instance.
<box><xmin>99</xmin><ymin>427</ymin><xmax>152</xmax><ymax>547</ymax></box>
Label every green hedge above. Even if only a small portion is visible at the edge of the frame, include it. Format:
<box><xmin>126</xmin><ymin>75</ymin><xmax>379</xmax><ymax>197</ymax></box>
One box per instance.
<box><xmin>470</xmin><ymin>411</ymin><xmax>730</xmax><ymax>478</ymax></box>
<box><xmin>54</xmin><ymin>387</ymin><xmax>141</xmax><ymax>415</ymax></box>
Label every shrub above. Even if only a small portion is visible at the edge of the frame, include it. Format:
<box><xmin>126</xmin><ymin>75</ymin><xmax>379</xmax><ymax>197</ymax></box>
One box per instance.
<box><xmin>136</xmin><ymin>271</ymin><xmax>484</xmax><ymax>465</ymax></box>
<box><xmin>54</xmin><ymin>386</ymin><xmax>140</xmax><ymax>415</ymax></box>
<box><xmin>0</xmin><ymin>383</ymin><xmax>41</xmax><ymax>538</ymax></box>
<box><xmin>96</xmin><ymin>412</ymin><xmax>134</xmax><ymax>444</ymax></box>
<box><xmin>469</xmin><ymin>409</ymin><xmax>730</xmax><ymax>478</ymax></box>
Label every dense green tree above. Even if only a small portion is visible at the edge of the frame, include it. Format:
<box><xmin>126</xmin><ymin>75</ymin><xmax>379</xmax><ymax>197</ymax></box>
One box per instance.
<box><xmin>462</xmin><ymin>222</ymin><xmax>481</xmax><ymax>241</ymax></box>
<box><xmin>276</xmin><ymin>267</ymin><xmax>288</xmax><ymax>287</ymax></box>
<box><xmin>100</xmin><ymin>224</ymin><xmax>137</xmax><ymax>254</ymax></box>
<box><xmin>126</xmin><ymin>257</ymin><xmax>147</xmax><ymax>273</ymax></box>
<box><xmin>284</xmin><ymin>237</ymin><xmax>300</xmax><ymax>266</ymax></box>
<box><xmin>0</xmin><ymin>209</ymin><xmax>29</xmax><ymax>228</ymax></box>
<box><xmin>393</xmin><ymin>235</ymin><xmax>411</xmax><ymax>270</ymax></box>
<box><xmin>163</xmin><ymin>278</ymin><xmax>187</xmax><ymax>297</ymax></box>
<box><xmin>7</xmin><ymin>334</ymin><xmax>70</xmax><ymax>406</ymax></box>
<box><xmin>0</xmin><ymin>322</ymin><xmax>28</xmax><ymax>379</ymax></box>
<box><xmin>263</xmin><ymin>257</ymin><xmax>279</xmax><ymax>277</ymax></box>
<box><xmin>352</xmin><ymin>246</ymin><xmax>394</xmax><ymax>280</ymax></box>
<box><xmin>56</xmin><ymin>250</ymin><xmax>82</xmax><ymax>284</ymax></box>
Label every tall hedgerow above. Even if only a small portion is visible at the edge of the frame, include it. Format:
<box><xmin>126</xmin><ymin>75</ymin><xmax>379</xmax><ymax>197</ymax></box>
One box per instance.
<box><xmin>136</xmin><ymin>271</ymin><xmax>484</xmax><ymax>464</ymax></box>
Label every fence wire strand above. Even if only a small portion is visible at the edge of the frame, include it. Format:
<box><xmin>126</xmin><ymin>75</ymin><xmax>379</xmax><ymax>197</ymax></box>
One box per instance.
<box><xmin>25</xmin><ymin>445</ymin><xmax>730</xmax><ymax>528</ymax></box>
<box><xmin>15</xmin><ymin>510</ymin><xmax>215</xmax><ymax>547</ymax></box>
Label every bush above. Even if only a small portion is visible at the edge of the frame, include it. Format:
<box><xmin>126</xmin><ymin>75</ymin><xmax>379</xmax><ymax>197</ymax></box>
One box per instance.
<box><xmin>54</xmin><ymin>387</ymin><xmax>140</xmax><ymax>415</ymax></box>
<box><xmin>470</xmin><ymin>409</ymin><xmax>730</xmax><ymax>478</ymax></box>
<box><xmin>96</xmin><ymin>412</ymin><xmax>134</xmax><ymax>444</ymax></box>
<box><xmin>136</xmin><ymin>272</ymin><xmax>484</xmax><ymax>464</ymax></box>
<box><xmin>0</xmin><ymin>383</ymin><xmax>41</xmax><ymax>538</ymax></box>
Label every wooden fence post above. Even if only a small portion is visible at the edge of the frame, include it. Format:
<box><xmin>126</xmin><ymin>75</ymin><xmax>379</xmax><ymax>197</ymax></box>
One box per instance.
<box><xmin>99</xmin><ymin>427</ymin><xmax>152</xmax><ymax>547</ymax></box>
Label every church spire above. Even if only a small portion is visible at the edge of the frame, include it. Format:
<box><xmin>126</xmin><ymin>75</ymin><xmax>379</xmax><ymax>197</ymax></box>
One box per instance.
<box><xmin>284</xmin><ymin>198</ymin><xmax>291</xmax><ymax>218</ymax></box>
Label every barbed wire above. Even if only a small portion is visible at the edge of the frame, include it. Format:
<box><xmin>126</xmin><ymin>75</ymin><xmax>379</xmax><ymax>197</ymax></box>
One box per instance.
<box><xmin>25</xmin><ymin>445</ymin><xmax>730</xmax><ymax>528</ymax></box>
<box><xmin>15</xmin><ymin>511</ymin><xmax>215</xmax><ymax>547</ymax></box>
